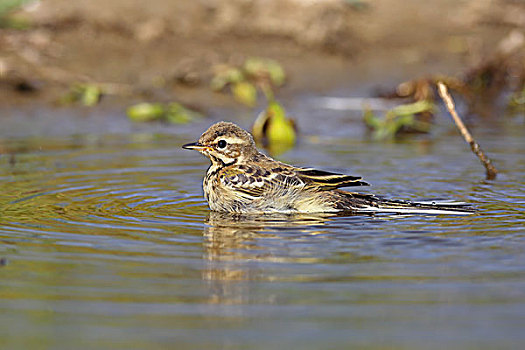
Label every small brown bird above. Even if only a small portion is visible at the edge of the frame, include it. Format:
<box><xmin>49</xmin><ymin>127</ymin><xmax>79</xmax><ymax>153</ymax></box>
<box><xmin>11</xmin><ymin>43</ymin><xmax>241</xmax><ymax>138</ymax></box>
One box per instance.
<box><xmin>183</xmin><ymin>121</ymin><xmax>472</xmax><ymax>214</ymax></box>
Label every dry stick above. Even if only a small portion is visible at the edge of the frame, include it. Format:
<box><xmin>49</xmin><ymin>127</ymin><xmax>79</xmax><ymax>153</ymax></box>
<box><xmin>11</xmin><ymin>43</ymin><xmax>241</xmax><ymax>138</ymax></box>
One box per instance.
<box><xmin>437</xmin><ymin>82</ymin><xmax>498</xmax><ymax>180</ymax></box>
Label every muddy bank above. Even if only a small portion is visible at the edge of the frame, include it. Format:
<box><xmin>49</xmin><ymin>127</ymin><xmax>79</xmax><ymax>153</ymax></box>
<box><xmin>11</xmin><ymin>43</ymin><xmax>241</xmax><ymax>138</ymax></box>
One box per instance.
<box><xmin>0</xmin><ymin>0</ymin><xmax>523</xmax><ymax>110</ymax></box>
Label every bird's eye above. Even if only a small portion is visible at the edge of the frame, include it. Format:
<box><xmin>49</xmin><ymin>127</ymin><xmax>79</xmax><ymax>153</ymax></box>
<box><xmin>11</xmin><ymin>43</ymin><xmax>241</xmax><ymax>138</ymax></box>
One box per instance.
<box><xmin>217</xmin><ymin>140</ymin><xmax>227</xmax><ymax>149</ymax></box>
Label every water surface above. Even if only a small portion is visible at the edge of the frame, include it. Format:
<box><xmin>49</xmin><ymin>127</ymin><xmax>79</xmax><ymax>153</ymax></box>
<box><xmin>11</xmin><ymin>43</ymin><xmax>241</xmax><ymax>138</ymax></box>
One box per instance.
<box><xmin>0</xmin><ymin>105</ymin><xmax>524</xmax><ymax>349</ymax></box>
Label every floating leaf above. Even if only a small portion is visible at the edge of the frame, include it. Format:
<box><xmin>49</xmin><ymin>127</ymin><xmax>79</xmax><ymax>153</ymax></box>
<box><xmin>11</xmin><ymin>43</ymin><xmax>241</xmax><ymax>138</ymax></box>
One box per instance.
<box><xmin>127</xmin><ymin>103</ymin><xmax>164</xmax><ymax>122</ymax></box>
<box><xmin>165</xmin><ymin>102</ymin><xmax>203</xmax><ymax>124</ymax></box>
<box><xmin>127</xmin><ymin>102</ymin><xmax>203</xmax><ymax>124</ymax></box>
<box><xmin>232</xmin><ymin>81</ymin><xmax>257</xmax><ymax>107</ymax></box>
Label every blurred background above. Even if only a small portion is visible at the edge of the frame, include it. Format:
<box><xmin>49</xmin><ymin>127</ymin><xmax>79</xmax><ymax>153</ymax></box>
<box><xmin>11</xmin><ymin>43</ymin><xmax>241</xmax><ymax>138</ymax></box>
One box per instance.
<box><xmin>1</xmin><ymin>0</ymin><xmax>523</xmax><ymax>116</ymax></box>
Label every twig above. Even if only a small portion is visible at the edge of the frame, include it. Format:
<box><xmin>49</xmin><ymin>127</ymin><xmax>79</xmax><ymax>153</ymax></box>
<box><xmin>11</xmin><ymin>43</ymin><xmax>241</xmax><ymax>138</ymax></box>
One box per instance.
<box><xmin>437</xmin><ymin>82</ymin><xmax>498</xmax><ymax>180</ymax></box>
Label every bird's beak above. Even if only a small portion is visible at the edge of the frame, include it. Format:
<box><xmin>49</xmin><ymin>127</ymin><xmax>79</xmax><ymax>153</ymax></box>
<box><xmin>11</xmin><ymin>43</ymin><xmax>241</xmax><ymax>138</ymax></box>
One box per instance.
<box><xmin>182</xmin><ymin>142</ymin><xmax>206</xmax><ymax>150</ymax></box>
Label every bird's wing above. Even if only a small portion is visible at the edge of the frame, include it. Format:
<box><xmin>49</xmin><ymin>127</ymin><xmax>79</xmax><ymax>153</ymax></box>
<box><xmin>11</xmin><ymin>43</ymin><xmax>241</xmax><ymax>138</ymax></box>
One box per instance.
<box><xmin>294</xmin><ymin>168</ymin><xmax>369</xmax><ymax>190</ymax></box>
<box><xmin>219</xmin><ymin>165</ymin><xmax>305</xmax><ymax>198</ymax></box>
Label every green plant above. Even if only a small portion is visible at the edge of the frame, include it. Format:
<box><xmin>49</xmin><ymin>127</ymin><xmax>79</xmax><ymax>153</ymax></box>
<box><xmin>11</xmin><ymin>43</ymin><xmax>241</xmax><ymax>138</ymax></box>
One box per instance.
<box><xmin>0</xmin><ymin>0</ymin><xmax>33</xmax><ymax>29</ymax></box>
<box><xmin>252</xmin><ymin>101</ymin><xmax>296</xmax><ymax>155</ymax></box>
<box><xmin>210</xmin><ymin>57</ymin><xmax>286</xmax><ymax>107</ymax></box>
<box><xmin>364</xmin><ymin>100</ymin><xmax>434</xmax><ymax>140</ymax></box>
<box><xmin>58</xmin><ymin>83</ymin><xmax>104</xmax><ymax>107</ymax></box>
<box><xmin>127</xmin><ymin>102</ymin><xmax>203</xmax><ymax>124</ymax></box>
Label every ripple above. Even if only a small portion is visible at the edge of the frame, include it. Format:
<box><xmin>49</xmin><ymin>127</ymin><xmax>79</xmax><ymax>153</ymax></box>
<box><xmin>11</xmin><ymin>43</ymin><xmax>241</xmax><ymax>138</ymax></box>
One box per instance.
<box><xmin>1</xmin><ymin>129</ymin><xmax>524</xmax><ymax>349</ymax></box>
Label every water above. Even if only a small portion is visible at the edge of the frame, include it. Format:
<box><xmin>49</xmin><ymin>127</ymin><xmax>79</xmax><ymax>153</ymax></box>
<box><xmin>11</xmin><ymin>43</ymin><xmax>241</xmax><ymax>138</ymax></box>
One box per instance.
<box><xmin>0</xmin><ymin>105</ymin><xmax>524</xmax><ymax>349</ymax></box>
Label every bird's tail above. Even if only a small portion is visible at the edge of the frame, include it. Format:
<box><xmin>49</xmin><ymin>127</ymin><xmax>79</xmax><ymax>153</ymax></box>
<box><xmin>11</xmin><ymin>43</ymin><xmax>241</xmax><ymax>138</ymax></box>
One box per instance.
<box><xmin>344</xmin><ymin>193</ymin><xmax>475</xmax><ymax>215</ymax></box>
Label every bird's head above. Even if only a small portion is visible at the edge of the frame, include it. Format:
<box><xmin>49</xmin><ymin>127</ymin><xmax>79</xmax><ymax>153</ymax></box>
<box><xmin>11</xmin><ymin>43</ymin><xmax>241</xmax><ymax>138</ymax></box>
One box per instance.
<box><xmin>183</xmin><ymin>121</ymin><xmax>258</xmax><ymax>166</ymax></box>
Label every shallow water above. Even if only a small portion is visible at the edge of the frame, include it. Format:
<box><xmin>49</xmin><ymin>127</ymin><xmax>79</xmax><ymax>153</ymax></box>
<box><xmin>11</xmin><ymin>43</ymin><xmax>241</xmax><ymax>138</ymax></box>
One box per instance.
<box><xmin>0</xmin><ymin>104</ymin><xmax>524</xmax><ymax>349</ymax></box>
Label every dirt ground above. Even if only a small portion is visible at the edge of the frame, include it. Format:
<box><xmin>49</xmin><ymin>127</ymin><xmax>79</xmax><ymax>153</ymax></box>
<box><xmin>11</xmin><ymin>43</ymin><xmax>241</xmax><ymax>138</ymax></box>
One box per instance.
<box><xmin>0</xmin><ymin>0</ymin><xmax>523</xmax><ymax>109</ymax></box>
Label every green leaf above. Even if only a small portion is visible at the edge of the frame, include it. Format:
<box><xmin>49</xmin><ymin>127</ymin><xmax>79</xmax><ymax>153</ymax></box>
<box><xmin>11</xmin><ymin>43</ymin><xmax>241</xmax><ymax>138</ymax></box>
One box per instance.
<box><xmin>266</xmin><ymin>60</ymin><xmax>285</xmax><ymax>86</ymax></box>
<box><xmin>81</xmin><ymin>84</ymin><xmax>102</xmax><ymax>106</ymax></box>
<box><xmin>267</xmin><ymin>115</ymin><xmax>296</xmax><ymax>147</ymax></box>
<box><xmin>252</xmin><ymin>101</ymin><xmax>296</xmax><ymax>155</ymax></box>
<box><xmin>364</xmin><ymin>100</ymin><xmax>435</xmax><ymax>140</ymax></box>
<box><xmin>243</xmin><ymin>57</ymin><xmax>266</xmax><ymax>77</ymax></box>
<box><xmin>127</xmin><ymin>103</ymin><xmax>165</xmax><ymax>122</ymax></box>
<box><xmin>232</xmin><ymin>81</ymin><xmax>257</xmax><ymax>107</ymax></box>
<box><xmin>210</xmin><ymin>76</ymin><xmax>228</xmax><ymax>91</ymax></box>
<box><xmin>267</xmin><ymin>101</ymin><xmax>286</xmax><ymax>119</ymax></box>
<box><xmin>210</xmin><ymin>67</ymin><xmax>244</xmax><ymax>91</ymax></box>
<box><xmin>225</xmin><ymin>68</ymin><xmax>244</xmax><ymax>84</ymax></box>
<box><xmin>0</xmin><ymin>0</ymin><xmax>34</xmax><ymax>29</ymax></box>
<box><xmin>58</xmin><ymin>83</ymin><xmax>103</xmax><ymax>106</ymax></box>
<box><xmin>391</xmin><ymin>100</ymin><xmax>434</xmax><ymax>116</ymax></box>
<box><xmin>0</xmin><ymin>0</ymin><xmax>32</xmax><ymax>17</ymax></box>
<box><xmin>165</xmin><ymin>103</ymin><xmax>203</xmax><ymax>124</ymax></box>
<box><xmin>363</xmin><ymin>109</ymin><xmax>381</xmax><ymax>129</ymax></box>
<box><xmin>243</xmin><ymin>57</ymin><xmax>285</xmax><ymax>86</ymax></box>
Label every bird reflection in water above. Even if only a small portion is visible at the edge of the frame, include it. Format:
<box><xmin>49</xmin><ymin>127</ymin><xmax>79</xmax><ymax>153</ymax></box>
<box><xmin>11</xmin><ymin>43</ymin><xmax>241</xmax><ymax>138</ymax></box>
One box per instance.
<box><xmin>202</xmin><ymin>211</ymin><xmax>336</xmax><ymax>304</ymax></box>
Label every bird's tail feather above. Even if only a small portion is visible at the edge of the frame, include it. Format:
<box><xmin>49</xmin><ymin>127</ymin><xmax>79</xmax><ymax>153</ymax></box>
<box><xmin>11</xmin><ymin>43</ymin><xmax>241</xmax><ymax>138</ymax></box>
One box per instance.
<box><xmin>344</xmin><ymin>193</ymin><xmax>475</xmax><ymax>215</ymax></box>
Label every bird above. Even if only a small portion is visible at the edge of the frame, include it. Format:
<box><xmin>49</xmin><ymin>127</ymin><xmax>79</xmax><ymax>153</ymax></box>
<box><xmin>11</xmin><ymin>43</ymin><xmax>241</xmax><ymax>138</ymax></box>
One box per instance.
<box><xmin>183</xmin><ymin>121</ymin><xmax>473</xmax><ymax>215</ymax></box>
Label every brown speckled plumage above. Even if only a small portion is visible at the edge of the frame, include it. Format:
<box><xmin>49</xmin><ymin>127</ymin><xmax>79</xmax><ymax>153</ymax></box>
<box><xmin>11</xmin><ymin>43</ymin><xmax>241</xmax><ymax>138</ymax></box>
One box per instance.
<box><xmin>183</xmin><ymin>122</ymin><xmax>474</xmax><ymax>215</ymax></box>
